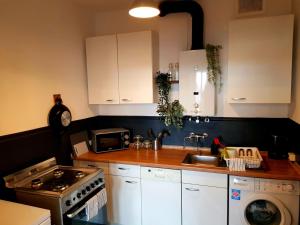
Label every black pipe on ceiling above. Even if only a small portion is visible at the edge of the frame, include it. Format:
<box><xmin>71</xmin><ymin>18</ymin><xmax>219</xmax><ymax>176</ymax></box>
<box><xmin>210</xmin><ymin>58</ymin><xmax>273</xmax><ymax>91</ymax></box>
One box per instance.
<box><xmin>159</xmin><ymin>0</ymin><xmax>204</xmax><ymax>50</ymax></box>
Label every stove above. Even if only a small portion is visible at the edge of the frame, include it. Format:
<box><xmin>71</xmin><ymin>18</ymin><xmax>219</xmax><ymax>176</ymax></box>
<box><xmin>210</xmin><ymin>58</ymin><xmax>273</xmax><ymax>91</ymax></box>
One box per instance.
<box><xmin>4</xmin><ymin>157</ymin><xmax>107</xmax><ymax>225</ymax></box>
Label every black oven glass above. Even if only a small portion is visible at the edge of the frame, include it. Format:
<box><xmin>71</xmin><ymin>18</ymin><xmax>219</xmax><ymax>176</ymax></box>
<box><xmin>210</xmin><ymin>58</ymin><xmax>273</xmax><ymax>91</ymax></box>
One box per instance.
<box><xmin>96</xmin><ymin>133</ymin><xmax>121</xmax><ymax>151</ymax></box>
<box><xmin>64</xmin><ymin>187</ymin><xmax>108</xmax><ymax>225</ymax></box>
<box><xmin>66</xmin><ymin>205</ymin><xmax>108</xmax><ymax>225</ymax></box>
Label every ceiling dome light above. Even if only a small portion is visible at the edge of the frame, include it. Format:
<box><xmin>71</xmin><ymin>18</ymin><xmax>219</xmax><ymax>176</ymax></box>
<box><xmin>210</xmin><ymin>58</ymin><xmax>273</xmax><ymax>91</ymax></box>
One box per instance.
<box><xmin>129</xmin><ymin>1</ymin><xmax>160</xmax><ymax>18</ymax></box>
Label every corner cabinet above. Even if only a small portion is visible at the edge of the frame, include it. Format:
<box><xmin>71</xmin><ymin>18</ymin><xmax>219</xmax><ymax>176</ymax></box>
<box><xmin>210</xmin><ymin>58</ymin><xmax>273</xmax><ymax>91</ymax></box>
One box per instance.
<box><xmin>86</xmin><ymin>31</ymin><xmax>157</xmax><ymax>104</ymax></box>
<box><xmin>227</xmin><ymin>15</ymin><xmax>294</xmax><ymax>103</ymax></box>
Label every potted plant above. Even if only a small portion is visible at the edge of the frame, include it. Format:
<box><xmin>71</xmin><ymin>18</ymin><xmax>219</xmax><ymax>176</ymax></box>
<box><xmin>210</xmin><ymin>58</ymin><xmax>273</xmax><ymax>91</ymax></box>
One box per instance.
<box><xmin>206</xmin><ymin>44</ymin><xmax>222</xmax><ymax>91</ymax></box>
<box><xmin>156</xmin><ymin>72</ymin><xmax>184</xmax><ymax>129</ymax></box>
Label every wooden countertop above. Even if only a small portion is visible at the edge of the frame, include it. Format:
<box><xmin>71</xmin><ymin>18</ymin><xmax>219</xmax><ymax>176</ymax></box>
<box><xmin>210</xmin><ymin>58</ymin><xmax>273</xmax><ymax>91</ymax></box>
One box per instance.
<box><xmin>76</xmin><ymin>148</ymin><xmax>300</xmax><ymax>181</ymax></box>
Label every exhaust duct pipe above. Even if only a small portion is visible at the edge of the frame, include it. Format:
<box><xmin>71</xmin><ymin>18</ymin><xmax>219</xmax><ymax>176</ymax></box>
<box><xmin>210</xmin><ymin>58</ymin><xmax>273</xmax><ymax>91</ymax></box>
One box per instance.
<box><xmin>159</xmin><ymin>0</ymin><xmax>204</xmax><ymax>50</ymax></box>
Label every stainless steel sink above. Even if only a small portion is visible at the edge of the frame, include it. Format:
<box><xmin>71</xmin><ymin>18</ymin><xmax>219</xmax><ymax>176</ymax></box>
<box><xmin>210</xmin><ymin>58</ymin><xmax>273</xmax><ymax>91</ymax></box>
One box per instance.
<box><xmin>182</xmin><ymin>153</ymin><xmax>219</xmax><ymax>167</ymax></box>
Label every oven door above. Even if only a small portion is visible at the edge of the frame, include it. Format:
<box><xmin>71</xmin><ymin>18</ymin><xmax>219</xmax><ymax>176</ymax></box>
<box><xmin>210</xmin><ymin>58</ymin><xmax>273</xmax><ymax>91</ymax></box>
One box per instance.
<box><xmin>64</xmin><ymin>188</ymin><xmax>108</xmax><ymax>225</ymax></box>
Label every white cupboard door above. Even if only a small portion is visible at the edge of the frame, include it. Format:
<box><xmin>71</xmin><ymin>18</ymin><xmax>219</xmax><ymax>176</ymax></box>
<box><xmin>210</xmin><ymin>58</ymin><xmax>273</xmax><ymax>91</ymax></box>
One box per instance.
<box><xmin>141</xmin><ymin>179</ymin><xmax>181</xmax><ymax>225</ymax></box>
<box><xmin>109</xmin><ymin>175</ymin><xmax>141</xmax><ymax>225</ymax></box>
<box><xmin>117</xmin><ymin>31</ymin><xmax>154</xmax><ymax>104</ymax></box>
<box><xmin>227</xmin><ymin>15</ymin><xmax>294</xmax><ymax>103</ymax></box>
<box><xmin>86</xmin><ymin>35</ymin><xmax>120</xmax><ymax>104</ymax></box>
<box><xmin>182</xmin><ymin>184</ymin><xmax>227</xmax><ymax>225</ymax></box>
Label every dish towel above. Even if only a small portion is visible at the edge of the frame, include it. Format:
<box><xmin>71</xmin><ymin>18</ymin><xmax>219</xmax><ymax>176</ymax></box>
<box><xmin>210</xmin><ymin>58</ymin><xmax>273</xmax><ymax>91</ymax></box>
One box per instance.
<box><xmin>86</xmin><ymin>188</ymin><xmax>108</xmax><ymax>221</ymax></box>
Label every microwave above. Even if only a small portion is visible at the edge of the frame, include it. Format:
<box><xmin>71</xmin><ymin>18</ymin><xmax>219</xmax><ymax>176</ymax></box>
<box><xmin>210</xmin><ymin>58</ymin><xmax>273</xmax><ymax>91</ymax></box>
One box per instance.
<box><xmin>91</xmin><ymin>128</ymin><xmax>130</xmax><ymax>153</ymax></box>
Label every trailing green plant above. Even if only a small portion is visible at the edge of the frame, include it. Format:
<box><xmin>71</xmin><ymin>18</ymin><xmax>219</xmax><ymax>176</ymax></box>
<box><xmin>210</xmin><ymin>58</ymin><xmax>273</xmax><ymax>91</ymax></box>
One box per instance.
<box><xmin>156</xmin><ymin>72</ymin><xmax>184</xmax><ymax>129</ymax></box>
<box><xmin>206</xmin><ymin>44</ymin><xmax>222</xmax><ymax>91</ymax></box>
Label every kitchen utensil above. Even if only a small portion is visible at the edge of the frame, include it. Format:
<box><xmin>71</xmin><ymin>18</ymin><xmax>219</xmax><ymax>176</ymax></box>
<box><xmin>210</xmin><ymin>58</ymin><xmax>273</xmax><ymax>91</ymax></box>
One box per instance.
<box><xmin>147</xmin><ymin>128</ymin><xmax>156</xmax><ymax>139</ymax></box>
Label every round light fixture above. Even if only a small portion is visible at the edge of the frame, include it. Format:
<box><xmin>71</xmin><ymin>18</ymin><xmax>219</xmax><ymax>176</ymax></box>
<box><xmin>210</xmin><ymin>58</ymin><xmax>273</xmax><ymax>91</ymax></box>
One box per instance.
<box><xmin>129</xmin><ymin>1</ymin><xmax>160</xmax><ymax>18</ymax></box>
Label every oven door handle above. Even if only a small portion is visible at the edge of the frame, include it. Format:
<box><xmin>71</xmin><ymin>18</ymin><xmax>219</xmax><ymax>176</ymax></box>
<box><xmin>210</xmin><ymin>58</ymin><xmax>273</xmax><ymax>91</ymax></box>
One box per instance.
<box><xmin>66</xmin><ymin>203</ymin><xmax>87</xmax><ymax>219</ymax></box>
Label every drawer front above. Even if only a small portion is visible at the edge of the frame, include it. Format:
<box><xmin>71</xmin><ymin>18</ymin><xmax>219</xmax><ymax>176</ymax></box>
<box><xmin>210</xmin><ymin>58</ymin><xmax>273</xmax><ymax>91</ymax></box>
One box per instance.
<box><xmin>182</xmin><ymin>170</ymin><xmax>228</xmax><ymax>188</ymax></box>
<box><xmin>73</xmin><ymin>160</ymin><xmax>109</xmax><ymax>175</ymax></box>
<box><xmin>109</xmin><ymin>163</ymin><xmax>140</xmax><ymax>178</ymax></box>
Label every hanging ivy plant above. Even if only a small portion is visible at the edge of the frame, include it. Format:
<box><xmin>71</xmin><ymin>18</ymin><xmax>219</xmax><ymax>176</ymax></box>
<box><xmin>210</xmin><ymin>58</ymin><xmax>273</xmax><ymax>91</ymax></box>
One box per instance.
<box><xmin>156</xmin><ymin>72</ymin><xmax>184</xmax><ymax>129</ymax></box>
<box><xmin>206</xmin><ymin>44</ymin><xmax>222</xmax><ymax>91</ymax></box>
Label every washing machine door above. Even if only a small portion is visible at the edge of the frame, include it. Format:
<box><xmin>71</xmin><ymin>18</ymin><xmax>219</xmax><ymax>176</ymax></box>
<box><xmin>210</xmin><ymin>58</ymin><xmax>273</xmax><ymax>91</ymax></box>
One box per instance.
<box><xmin>241</xmin><ymin>194</ymin><xmax>291</xmax><ymax>225</ymax></box>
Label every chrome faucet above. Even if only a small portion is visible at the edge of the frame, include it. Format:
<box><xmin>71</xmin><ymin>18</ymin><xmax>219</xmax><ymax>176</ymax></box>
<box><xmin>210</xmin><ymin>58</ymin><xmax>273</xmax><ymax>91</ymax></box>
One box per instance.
<box><xmin>184</xmin><ymin>132</ymin><xmax>208</xmax><ymax>150</ymax></box>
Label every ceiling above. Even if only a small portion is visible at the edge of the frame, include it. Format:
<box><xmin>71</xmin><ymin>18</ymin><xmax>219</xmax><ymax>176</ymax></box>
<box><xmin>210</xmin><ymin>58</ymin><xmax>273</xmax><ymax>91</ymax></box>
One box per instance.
<box><xmin>72</xmin><ymin>0</ymin><xmax>133</xmax><ymax>11</ymax></box>
<box><xmin>72</xmin><ymin>0</ymin><xmax>162</xmax><ymax>12</ymax></box>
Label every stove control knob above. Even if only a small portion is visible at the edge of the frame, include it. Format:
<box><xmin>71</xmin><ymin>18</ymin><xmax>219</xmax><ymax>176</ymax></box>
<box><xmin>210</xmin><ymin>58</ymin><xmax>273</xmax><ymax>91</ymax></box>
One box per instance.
<box><xmin>91</xmin><ymin>183</ymin><xmax>95</xmax><ymax>188</ymax></box>
<box><xmin>77</xmin><ymin>193</ymin><xmax>82</xmax><ymax>199</ymax></box>
<box><xmin>86</xmin><ymin>186</ymin><xmax>91</xmax><ymax>192</ymax></box>
<box><xmin>95</xmin><ymin>180</ymin><xmax>99</xmax><ymax>185</ymax></box>
<box><xmin>66</xmin><ymin>200</ymin><xmax>71</xmax><ymax>207</ymax></box>
<box><xmin>98</xmin><ymin>178</ymin><xmax>103</xmax><ymax>183</ymax></box>
<box><xmin>82</xmin><ymin>190</ymin><xmax>86</xmax><ymax>195</ymax></box>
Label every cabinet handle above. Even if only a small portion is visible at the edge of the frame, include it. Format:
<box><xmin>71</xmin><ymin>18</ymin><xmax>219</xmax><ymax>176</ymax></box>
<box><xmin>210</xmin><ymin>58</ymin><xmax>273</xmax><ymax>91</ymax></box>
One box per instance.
<box><xmin>121</xmin><ymin>99</ymin><xmax>131</xmax><ymax>102</ymax></box>
<box><xmin>231</xmin><ymin>97</ymin><xmax>246</xmax><ymax>101</ymax></box>
<box><xmin>125</xmin><ymin>180</ymin><xmax>138</xmax><ymax>184</ymax></box>
<box><xmin>118</xmin><ymin>167</ymin><xmax>128</xmax><ymax>170</ymax></box>
<box><xmin>185</xmin><ymin>187</ymin><xmax>200</xmax><ymax>192</ymax></box>
<box><xmin>106</xmin><ymin>99</ymin><xmax>114</xmax><ymax>102</ymax></box>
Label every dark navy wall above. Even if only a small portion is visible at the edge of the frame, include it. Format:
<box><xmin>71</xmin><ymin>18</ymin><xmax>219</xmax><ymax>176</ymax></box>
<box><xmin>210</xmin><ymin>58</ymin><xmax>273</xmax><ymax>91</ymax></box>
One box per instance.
<box><xmin>1</xmin><ymin>116</ymin><xmax>299</xmax><ymax>177</ymax></box>
<box><xmin>96</xmin><ymin>116</ymin><xmax>300</xmax><ymax>152</ymax></box>
<box><xmin>0</xmin><ymin>115</ymin><xmax>300</xmax><ymax>200</ymax></box>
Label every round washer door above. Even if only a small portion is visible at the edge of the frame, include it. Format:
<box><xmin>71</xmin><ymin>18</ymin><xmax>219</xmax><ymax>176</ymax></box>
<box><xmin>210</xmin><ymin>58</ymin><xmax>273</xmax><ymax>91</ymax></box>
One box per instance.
<box><xmin>241</xmin><ymin>194</ymin><xmax>291</xmax><ymax>225</ymax></box>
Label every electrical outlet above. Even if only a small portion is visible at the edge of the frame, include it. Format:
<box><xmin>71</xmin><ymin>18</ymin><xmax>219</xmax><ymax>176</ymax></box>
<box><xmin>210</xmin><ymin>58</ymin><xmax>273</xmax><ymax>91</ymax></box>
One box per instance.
<box><xmin>53</xmin><ymin>94</ymin><xmax>61</xmax><ymax>103</ymax></box>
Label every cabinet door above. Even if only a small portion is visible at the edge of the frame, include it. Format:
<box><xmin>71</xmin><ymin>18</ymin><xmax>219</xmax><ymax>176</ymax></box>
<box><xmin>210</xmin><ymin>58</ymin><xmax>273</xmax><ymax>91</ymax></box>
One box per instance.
<box><xmin>117</xmin><ymin>31</ymin><xmax>155</xmax><ymax>104</ymax></box>
<box><xmin>182</xmin><ymin>183</ymin><xmax>227</xmax><ymax>225</ymax></box>
<box><xmin>109</xmin><ymin>175</ymin><xmax>141</xmax><ymax>225</ymax></box>
<box><xmin>227</xmin><ymin>15</ymin><xmax>294</xmax><ymax>103</ymax></box>
<box><xmin>86</xmin><ymin>35</ymin><xmax>120</xmax><ymax>104</ymax></box>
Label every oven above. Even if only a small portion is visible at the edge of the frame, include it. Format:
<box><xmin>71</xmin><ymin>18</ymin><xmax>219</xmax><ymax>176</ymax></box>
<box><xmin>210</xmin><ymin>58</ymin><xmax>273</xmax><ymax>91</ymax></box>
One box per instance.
<box><xmin>4</xmin><ymin>157</ymin><xmax>108</xmax><ymax>225</ymax></box>
<box><xmin>64</xmin><ymin>186</ymin><xmax>108</xmax><ymax>225</ymax></box>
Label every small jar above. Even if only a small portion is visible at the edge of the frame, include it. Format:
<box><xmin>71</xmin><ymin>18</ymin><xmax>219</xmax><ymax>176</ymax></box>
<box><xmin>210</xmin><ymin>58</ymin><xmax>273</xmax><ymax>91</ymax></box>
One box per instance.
<box><xmin>133</xmin><ymin>135</ymin><xmax>143</xmax><ymax>150</ymax></box>
<box><xmin>143</xmin><ymin>140</ymin><xmax>152</xmax><ymax>149</ymax></box>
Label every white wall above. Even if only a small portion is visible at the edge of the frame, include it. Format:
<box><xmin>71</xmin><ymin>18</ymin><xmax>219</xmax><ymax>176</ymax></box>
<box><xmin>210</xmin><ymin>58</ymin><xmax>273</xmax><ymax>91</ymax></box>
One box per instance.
<box><xmin>93</xmin><ymin>0</ymin><xmax>293</xmax><ymax>118</ymax></box>
<box><xmin>290</xmin><ymin>0</ymin><xmax>300</xmax><ymax>124</ymax></box>
<box><xmin>0</xmin><ymin>0</ymin><xmax>97</xmax><ymax>135</ymax></box>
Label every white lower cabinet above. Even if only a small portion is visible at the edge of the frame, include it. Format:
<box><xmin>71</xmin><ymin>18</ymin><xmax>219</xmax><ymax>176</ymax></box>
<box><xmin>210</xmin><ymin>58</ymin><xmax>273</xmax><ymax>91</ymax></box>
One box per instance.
<box><xmin>109</xmin><ymin>163</ymin><xmax>141</xmax><ymax>225</ymax></box>
<box><xmin>182</xmin><ymin>170</ymin><xmax>228</xmax><ymax>225</ymax></box>
<box><xmin>141</xmin><ymin>167</ymin><xmax>181</xmax><ymax>225</ymax></box>
<box><xmin>74</xmin><ymin>161</ymin><xmax>229</xmax><ymax>225</ymax></box>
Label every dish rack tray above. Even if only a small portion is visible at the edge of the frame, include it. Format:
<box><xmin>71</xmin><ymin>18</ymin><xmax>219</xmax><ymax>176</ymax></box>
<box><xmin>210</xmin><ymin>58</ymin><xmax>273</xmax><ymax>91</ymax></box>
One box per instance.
<box><xmin>224</xmin><ymin>147</ymin><xmax>263</xmax><ymax>171</ymax></box>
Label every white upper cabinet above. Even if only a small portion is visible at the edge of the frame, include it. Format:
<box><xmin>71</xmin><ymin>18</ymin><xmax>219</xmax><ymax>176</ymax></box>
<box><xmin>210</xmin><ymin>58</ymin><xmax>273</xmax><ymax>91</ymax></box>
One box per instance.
<box><xmin>179</xmin><ymin>50</ymin><xmax>215</xmax><ymax>116</ymax></box>
<box><xmin>86</xmin><ymin>30</ymin><xmax>157</xmax><ymax>104</ymax></box>
<box><xmin>86</xmin><ymin>35</ymin><xmax>119</xmax><ymax>104</ymax></box>
<box><xmin>227</xmin><ymin>15</ymin><xmax>294</xmax><ymax>103</ymax></box>
<box><xmin>118</xmin><ymin>31</ymin><xmax>156</xmax><ymax>104</ymax></box>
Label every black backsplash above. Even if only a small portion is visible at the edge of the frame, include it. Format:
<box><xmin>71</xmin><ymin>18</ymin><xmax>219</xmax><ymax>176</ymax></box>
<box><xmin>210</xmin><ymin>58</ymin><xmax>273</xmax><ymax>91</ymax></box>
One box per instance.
<box><xmin>97</xmin><ymin>116</ymin><xmax>300</xmax><ymax>151</ymax></box>
<box><xmin>1</xmin><ymin>115</ymin><xmax>300</xmax><ymax>178</ymax></box>
<box><xmin>0</xmin><ymin>115</ymin><xmax>300</xmax><ymax>200</ymax></box>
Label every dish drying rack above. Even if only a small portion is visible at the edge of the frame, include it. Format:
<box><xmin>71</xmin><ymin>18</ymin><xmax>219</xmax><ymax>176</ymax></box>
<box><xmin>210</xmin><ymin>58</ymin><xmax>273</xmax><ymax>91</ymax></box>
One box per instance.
<box><xmin>223</xmin><ymin>147</ymin><xmax>263</xmax><ymax>171</ymax></box>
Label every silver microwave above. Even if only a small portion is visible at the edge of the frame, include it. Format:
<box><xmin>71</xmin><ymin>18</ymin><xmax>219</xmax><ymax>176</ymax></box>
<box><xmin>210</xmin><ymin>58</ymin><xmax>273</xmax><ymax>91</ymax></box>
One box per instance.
<box><xmin>91</xmin><ymin>128</ymin><xmax>130</xmax><ymax>153</ymax></box>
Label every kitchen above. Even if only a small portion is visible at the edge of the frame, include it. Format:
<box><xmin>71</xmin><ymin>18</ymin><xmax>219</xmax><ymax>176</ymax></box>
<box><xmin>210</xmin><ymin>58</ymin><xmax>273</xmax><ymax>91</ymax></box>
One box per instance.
<box><xmin>1</xmin><ymin>0</ymin><xmax>300</xmax><ymax>224</ymax></box>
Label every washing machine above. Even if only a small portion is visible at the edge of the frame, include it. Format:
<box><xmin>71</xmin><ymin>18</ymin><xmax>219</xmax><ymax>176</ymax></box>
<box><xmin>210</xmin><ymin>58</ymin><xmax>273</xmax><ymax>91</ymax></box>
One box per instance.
<box><xmin>229</xmin><ymin>176</ymin><xmax>300</xmax><ymax>225</ymax></box>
